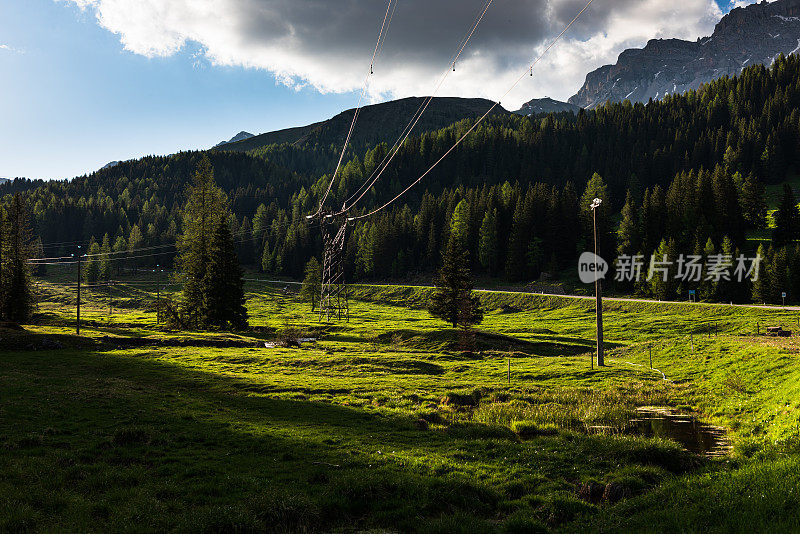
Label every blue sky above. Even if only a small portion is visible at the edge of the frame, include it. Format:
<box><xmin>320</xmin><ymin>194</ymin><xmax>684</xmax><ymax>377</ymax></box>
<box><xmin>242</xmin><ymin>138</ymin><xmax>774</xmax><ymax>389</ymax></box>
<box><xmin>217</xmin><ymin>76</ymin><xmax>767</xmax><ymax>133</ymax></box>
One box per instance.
<box><xmin>0</xmin><ymin>0</ymin><xmax>741</xmax><ymax>181</ymax></box>
<box><xmin>0</xmin><ymin>0</ymin><xmax>357</xmax><ymax>180</ymax></box>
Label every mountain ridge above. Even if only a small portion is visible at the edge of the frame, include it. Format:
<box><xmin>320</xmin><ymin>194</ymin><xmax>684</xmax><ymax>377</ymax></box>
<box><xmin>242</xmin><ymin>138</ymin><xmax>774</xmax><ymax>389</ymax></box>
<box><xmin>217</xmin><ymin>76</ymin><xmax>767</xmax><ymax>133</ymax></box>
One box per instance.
<box><xmin>218</xmin><ymin>97</ymin><xmax>512</xmax><ymax>155</ymax></box>
<box><xmin>215</xmin><ymin>131</ymin><xmax>255</xmax><ymax>148</ymax></box>
<box><xmin>570</xmin><ymin>0</ymin><xmax>800</xmax><ymax>109</ymax></box>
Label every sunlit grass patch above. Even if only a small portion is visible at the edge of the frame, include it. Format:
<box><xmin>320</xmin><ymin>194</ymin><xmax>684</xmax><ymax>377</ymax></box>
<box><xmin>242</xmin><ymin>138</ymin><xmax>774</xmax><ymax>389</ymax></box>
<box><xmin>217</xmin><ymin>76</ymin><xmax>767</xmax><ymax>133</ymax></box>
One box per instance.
<box><xmin>3</xmin><ymin>275</ymin><xmax>800</xmax><ymax>531</ymax></box>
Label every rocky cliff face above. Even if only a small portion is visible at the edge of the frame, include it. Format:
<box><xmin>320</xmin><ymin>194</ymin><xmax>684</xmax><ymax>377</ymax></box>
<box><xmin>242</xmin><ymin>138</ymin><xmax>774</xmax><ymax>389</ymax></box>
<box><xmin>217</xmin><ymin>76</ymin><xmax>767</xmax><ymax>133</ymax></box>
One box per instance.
<box><xmin>569</xmin><ymin>0</ymin><xmax>800</xmax><ymax>109</ymax></box>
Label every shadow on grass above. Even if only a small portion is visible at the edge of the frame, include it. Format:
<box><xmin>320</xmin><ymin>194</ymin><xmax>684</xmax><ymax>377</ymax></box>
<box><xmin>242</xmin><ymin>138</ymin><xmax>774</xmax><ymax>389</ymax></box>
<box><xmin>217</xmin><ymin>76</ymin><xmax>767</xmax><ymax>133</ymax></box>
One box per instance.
<box><xmin>0</xmin><ymin>347</ymin><xmax>702</xmax><ymax>533</ymax></box>
<box><xmin>0</xmin><ymin>348</ymin><xmax>504</xmax><ymax>532</ymax></box>
<box><xmin>372</xmin><ymin>329</ymin><xmax>607</xmax><ymax>358</ymax></box>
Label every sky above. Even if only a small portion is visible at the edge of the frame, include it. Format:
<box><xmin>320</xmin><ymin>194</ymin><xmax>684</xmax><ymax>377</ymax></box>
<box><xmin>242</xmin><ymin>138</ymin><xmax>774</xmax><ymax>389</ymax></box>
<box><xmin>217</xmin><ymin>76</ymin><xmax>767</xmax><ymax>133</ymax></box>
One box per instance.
<box><xmin>0</xmin><ymin>0</ymin><xmax>762</xmax><ymax>181</ymax></box>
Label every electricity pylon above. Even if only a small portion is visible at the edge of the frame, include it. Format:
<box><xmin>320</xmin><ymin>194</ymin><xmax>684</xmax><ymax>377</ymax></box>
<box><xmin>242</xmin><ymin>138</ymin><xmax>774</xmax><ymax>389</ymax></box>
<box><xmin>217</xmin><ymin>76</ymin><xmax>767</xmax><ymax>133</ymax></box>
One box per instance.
<box><xmin>318</xmin><ymin>213</ymin><xmax>349</xmax><ymax>322</ymax></box>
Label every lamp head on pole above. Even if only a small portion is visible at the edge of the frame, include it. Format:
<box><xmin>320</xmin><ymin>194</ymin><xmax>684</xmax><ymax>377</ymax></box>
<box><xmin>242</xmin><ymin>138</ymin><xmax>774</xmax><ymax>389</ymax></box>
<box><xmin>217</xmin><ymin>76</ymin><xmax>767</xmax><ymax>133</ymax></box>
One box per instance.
<box><xmin>590</xmin><ymin>198</ymin><xmax>602</xmax><ymax>210</ymax></box>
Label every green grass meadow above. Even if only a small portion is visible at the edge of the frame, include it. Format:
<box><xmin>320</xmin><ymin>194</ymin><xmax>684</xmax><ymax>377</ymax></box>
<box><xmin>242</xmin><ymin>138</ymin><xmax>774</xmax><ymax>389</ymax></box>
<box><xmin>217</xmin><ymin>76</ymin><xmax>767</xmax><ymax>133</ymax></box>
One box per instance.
<box><xmin>2</xmin><ymin>277</ymin><xmax>800</xmax><ymax>532</ymax></box>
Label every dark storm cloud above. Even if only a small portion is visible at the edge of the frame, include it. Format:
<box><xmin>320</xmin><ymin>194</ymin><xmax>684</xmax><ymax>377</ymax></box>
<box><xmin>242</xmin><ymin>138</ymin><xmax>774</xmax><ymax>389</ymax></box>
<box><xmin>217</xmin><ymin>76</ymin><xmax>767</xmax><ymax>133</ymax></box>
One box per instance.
<box><xmin>66</xmin><ymin>0</ymin><xmax>723</xmax><ymax>104</ymax></box>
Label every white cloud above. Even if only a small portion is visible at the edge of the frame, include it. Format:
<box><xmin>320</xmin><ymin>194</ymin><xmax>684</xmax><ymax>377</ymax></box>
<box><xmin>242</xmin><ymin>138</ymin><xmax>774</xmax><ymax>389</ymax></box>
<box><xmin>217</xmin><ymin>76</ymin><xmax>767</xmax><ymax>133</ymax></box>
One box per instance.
<box><xmin>61</xmin><ymin>0</ymin><xmax>724</xmax><ymax>108</ymax></box>
<box><xmin>729</xmin><ymin>0</ymin><xmax>767</xmax><ymax>9</ymax></box>
<box><xmin>0</xmin><ymin>44</ymin><xmax>24</xmax><ymax>54</ymax></box>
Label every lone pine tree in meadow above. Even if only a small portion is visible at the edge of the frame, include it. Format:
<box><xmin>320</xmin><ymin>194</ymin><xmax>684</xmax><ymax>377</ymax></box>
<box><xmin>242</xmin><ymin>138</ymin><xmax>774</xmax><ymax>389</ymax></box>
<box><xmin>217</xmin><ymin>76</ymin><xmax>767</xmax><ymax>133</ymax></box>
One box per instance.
<box><xmin>177</xmin><ymin>155</ymin><xmax>248</xmax><ymax>329</ymax></box>
<box><xmin>428</xmin><ymin>218</ymin><xmax>483</xmax><ymax>329</ymax></box>
<box><xmin>201</xmin><ymin>218</ymin><xmax>248</xmax><ymax>330</ymax></box>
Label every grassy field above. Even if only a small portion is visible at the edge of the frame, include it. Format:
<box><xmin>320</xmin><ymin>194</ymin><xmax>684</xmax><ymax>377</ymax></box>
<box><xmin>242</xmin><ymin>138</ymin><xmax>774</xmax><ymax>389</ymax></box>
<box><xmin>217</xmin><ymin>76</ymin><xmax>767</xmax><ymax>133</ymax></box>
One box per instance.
<box><xmin>2</xmin><ymin>277</ymin><xmax>800</xmax><ymax>532</ymax></box>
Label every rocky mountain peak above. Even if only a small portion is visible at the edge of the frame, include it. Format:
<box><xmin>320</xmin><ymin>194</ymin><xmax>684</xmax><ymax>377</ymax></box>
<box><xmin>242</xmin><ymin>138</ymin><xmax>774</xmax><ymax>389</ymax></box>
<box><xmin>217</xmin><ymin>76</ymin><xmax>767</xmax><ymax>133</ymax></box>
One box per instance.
<box><xmin>569</xmin><ymin>0</ymin><xmax>800</xmax><ymax>109</ymax></box>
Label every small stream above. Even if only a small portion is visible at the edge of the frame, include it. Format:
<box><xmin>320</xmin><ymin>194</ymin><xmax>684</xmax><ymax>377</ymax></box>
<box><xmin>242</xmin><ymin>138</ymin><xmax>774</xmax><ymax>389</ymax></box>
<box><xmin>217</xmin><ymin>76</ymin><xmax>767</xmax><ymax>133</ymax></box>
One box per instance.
<box><xmin>630</xmin><ymin>407</ymin><xmax>731</xmax><ymax>457</ymax></box>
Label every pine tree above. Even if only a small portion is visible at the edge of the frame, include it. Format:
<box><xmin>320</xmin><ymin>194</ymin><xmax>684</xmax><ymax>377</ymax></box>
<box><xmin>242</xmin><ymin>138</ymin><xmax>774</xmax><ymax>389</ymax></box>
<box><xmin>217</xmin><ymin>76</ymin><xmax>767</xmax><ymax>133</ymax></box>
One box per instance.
<box><xmin>648</xmin><ymin>239</ymin><xmax>677</xmax><ymax>300</ymax></box>
<box><xmin>252</xmin><ymin>204</ymin><xmax>270</xmax><ymax>268</ymax></box>
<box><xmin>113</xmin><ymin>235</ymin><xmax>127</xmax><ymax>275</ymax></box>
<box><xmin>177</xmin><ymin>156</ymin><xmax>230</xmax><ymax>327</ymax></box>
<box><xmin>752</xmin><ymin>244</ymin><xmax>770</xmax><ymax>304</ymax></box>
<box><xmin>201</xmin><ymin>217</ymin><xmax>248</xmax><ymax>330</ymax></box>
<box><xmin>711</xmin><ymin>166</ymin><xmax>744</xmax><ymax>245</ymax></box>
<box><xmin>773</xmin><ymin>184</ymin><xmax>799</xmax><ymax>247</ymax></box>
<box><xmin>715</xmin><ymin>236</ymin><xmax>735</xmax><ymax>302</ymax></box>
<box><xmin>478</xmin><ymin>208</ymin><xmax>499</xmax><ymax>275</ymax></box>
<box><xmin>428</xmin><ymin>232</ymin><xmax>483</xmax><ymax>329</ymax></box>
<box><xmin>450</xmin><ymin>199</ymin><xmax>470</xmax><ymax>247</ymax></box>
<box><xmin>526</xmin><ymin>237</ymin><xmax>545</xmax><ymax>279</ymax></box>
<box><xmin>739</xmin><ymin>172</ymin><xmax>767</xmax><ymax>229</ymax></box>
<box><xmin>300</xmin><ymin>257</ymin><xmax>322</xmax><ymax>312</ymax></box>
<box><xmin>99</xmin><ymin>233</ymin><xmax>112</xmax><ymax>281</ymax></box>
<box><xmin>505</xmin><ymin>198</ymin><xmax>529</xmax><ymax>280</ymax></box>
<box><xmin>769</xmin><ymin>247</ymin><xmax>789</xmax><ymax>304</ymax></box>
<box><xmin>261</xmin><ymin>239</ymin><xmax>273</xmax><ymax>273</ymax></box>
<box><xmin>84</xmin><ymin>238</ymin><xmax>100</xmax><ymax>283</ymax></box>
<box><xmin>128</xmin><ymin>225</ymin><xmax>143</xmax><ymax>273</ymax></box>
<box><xmin>617</xmin><ymin>190</ymin><xmax>640</xmax><ymax>257</ymax></box>
<box><xmin>698</xmin><ymin>238</ymin><xmax>716</xmax><ymax>301</ymax></box>
<box><xmin>3</xmin><ymin>194</ymin><xmax>34</xmax><ymax>322</ymax></box>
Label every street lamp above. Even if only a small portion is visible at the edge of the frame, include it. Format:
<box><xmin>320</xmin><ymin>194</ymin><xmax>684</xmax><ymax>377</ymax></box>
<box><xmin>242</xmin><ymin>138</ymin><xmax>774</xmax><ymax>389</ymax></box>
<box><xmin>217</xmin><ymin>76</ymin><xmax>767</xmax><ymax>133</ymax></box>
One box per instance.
<box><xmin>590</xmin><ymin>198</ymin><xmax>605</xmax><ymax>367</ymax></box>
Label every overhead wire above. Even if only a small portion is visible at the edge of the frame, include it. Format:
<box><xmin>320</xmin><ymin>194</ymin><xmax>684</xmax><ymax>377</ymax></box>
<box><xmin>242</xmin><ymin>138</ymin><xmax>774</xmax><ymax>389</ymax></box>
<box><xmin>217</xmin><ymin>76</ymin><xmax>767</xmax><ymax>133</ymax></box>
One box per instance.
<box><xmin>346</xmin><ymin>0</ymin><xmax>596</xmax><ymax>222</ymax></box>
<box><xmin>338</xmin><ymin>0</ymin><xmax>494</xmax><ymax>214</ymax></box>
<box><xmin>31</xmin><ymin>216</ymin><xmax>301</xmax><ymax>262</ymax></box>
<box><xmin>311</xmin><ymin>0</ymin><xmax>399</xmax><ymax>217</ymax></box>
<box><xmin>28</xmin><ymin>217</ymin><xmax>303</xmax><ymax>266</ymax></box>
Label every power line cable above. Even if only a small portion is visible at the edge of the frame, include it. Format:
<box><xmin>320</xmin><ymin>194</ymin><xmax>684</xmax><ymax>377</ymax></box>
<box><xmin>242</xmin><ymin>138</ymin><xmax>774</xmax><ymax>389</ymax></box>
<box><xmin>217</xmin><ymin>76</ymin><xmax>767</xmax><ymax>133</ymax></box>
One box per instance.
<box><xmin>339</xmin><ymin>0</ymin><xmax>494</xmax><ymax>213</ymax></box>
<box><xmin>311</xmin><ymin>0</ymin><xmax>399</xmax><ymax>217</ymax></box>
<box><xmin>346</xmin><ymin>0</ymin><xmax>596</xmax><ymax>222</ymax></box>
<box><xmin>29</xmin><ymin>217</ymin><xmax>304</xmax><ymax>266</ymax></box>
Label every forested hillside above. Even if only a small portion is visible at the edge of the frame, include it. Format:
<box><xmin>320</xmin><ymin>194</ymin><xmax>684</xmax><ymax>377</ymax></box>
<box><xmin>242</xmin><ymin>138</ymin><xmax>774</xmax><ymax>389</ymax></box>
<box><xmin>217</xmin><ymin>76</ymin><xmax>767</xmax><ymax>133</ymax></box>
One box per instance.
<box><xmin>223</xmin><ymin>96</ymin><xmax>511</xmax><ymax>177</ymax></box>
<box><xmin>5</xmin><ymin>54</ymin><xmax>800</xmax><ymax>302</ymax></box>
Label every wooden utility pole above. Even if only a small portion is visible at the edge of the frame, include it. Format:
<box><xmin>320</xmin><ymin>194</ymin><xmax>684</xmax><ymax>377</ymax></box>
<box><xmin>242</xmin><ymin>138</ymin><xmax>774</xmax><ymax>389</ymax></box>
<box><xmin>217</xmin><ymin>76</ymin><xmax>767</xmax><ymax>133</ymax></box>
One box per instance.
<box><xmin>592</xmin><ymin>202</ymin><xmax>605</xmax><ymax>366</ymax></box>
<box><xmin>76</xmin><ymin>247</ymin><xmax>82</xmax><ymax>335</ymax></box>
<box><xmin>156</xmin><ymin>267</ymin><xmax>162</xmax><ymax>325</ymax></box>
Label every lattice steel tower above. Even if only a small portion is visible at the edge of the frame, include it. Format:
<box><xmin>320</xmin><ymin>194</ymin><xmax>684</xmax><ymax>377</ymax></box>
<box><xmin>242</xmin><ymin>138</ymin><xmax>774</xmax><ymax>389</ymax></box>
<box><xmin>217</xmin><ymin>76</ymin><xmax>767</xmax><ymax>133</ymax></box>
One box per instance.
<box><xmin>318</xmin><ymin>214</ymin><xmax>350</xmax><ymax>322</ymax></box>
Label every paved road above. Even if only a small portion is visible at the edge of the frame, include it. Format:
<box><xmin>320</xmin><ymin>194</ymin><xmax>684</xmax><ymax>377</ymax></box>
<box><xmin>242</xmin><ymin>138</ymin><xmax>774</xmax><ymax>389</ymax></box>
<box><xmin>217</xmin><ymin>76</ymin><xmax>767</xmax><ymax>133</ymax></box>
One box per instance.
<box><xmin>244</xmin><ymin>278</ymin><xmax>800</xmax><ymax>312</ymax></box>
<box><xmin>473</xmin><ymin>288</ymin><xmax>800</xmax><ymax>312</ymax></box>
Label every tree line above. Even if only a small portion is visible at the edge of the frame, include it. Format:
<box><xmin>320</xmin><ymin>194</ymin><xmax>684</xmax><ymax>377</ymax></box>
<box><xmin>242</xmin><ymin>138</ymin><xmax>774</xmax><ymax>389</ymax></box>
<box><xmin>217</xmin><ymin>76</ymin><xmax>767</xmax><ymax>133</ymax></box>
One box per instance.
<box><xmin>4</xmin><ymin>55</ymin><xmax>800</xmax><ymax>304</ymax></box>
